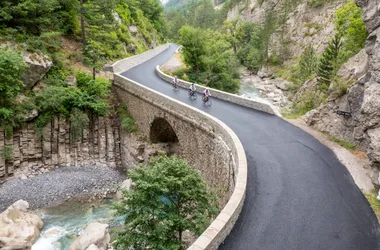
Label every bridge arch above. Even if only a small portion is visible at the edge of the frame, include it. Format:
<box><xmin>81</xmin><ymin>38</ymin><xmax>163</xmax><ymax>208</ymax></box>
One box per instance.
<box><xmin>150</xmin><ymin>117</ymin><xmax>179</xmax><ymax>143</ymax></box>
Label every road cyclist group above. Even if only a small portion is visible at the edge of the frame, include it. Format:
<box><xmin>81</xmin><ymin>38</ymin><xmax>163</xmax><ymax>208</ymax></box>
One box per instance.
<box><xmin>172</xmin><ymin>76</ymin><xmax>212</xmax><ymax>106</ymax></box>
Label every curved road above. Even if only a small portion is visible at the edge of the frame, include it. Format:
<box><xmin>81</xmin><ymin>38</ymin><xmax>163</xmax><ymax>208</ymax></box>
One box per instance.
<box><xmin>121</xmin><ymin>44</ymin><xmax>379</xmax><ymax>250</ymax></box>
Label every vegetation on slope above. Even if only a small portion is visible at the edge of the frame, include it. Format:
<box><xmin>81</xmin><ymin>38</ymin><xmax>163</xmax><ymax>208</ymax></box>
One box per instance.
<box><xmin>0</xmin><ymin>0</ymin><xmax>166</xmax><ymax>134</ymax></box>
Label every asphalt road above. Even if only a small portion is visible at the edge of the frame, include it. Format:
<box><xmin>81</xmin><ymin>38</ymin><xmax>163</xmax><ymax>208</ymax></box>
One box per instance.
<box><xmin>121</xmin><ymin>44</ymin><xmax>379</xmax><ymax>250</ymax></box>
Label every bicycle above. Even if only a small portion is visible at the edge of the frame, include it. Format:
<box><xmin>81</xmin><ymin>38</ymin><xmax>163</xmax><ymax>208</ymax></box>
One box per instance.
<box><xmin>203</xmin><ymin>96</ymin><xmax>211</xmax><ymax>106</ymax></box>
<box><xmin>188</xmin><ymin>90</ymin><xmax>197</xmax><ymax>100</ymax></box>
<box><xmin>173</xmin><ymin>83</ymin><xmax>179</xmax><ymax>91</ymax></box>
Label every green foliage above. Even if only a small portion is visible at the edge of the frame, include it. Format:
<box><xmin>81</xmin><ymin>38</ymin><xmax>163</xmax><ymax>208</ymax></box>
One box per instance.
<box><xmin>178</xmin><ymin>26</ymin><xmax>240</xmax><ymax>93</ymax></box>
<box><xmin>293</xmin><ymin>90</ymin><xmax>326</xmax><ymax>115</ymax></box>
<box><xmin>0</xmin><ymin>48</ymin><xmax>28</xmax><ymax>128</ymax></box>
<box><xmin>113</xmin><ymin>155</ymin><xmax>218</xmax><ymax>249</ymax></box>
<box><xmin>323</xmin><ymin>132</ymin><xmax>356</xmax><ymax>150</ymax></box>
<box><xmin>317</xmin><ymin>34</ymin><xmax>342</xmax><ymax>89</ymax></box>
<box><xmin>69</xmin><ymin>108</ymin><xmax>89</xmax><ymax>141</ymax></box>
<box><xmin>0</xmin><ymin>0</ymin><xmax>78</xmax><ymax>35</ymax></box>
<box><xmin>307</xmin><ymin>0</ymin><xmax>329</xmax><ymax>8</ymax></box>
<box><xmin>118</xmin><ymin>104</ymin><xmax>137</xmax><ymax>133</ymax></box>
<box><xmin>365</xmin><ymin>190</ymin><xmax>380</xmax><ymax>222</ymax></box>
<box><xmin>236</xmin><ymin>22</ymin><xmax>263</xmax><ymax>72</ymax></box>
<box><xmin>1</xmin><ymin>145</ymin><xmax>13</xmax><ymax>162</ymax></box>
<box><xmin>334</xmin><ymin>0</ymin><xmax>367</xmax><ymax>63</ymax></box>
<box><xmin>299</xmin><ymin>45</ymin><xmax>317</xmax><ymax>82</ymax></box>
<box><xmin>35</xmin><ymin>72</ymin><xmax>110</xmax><ymax>129</ymax></box>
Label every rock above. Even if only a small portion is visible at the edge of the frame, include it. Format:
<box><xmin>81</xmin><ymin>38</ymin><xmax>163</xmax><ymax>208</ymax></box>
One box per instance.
<box><xmin>273</xmin><ymin>79</ymin><xmax>291</xmax><ymax>90</ymax></box>
<box><xmin>23</xmin><ymin>52</ymin><xmax>53</xmax><ymax>89</ymax></box>
<box><xmin>128</xmin><ymin>25</ymin><xmax>138</xmax><ymax>34</ymax></box>
<box><xmin>26</xmin><ymin>109</ymin><xmax>38</xmax><ymax>122</ymax></box>
<box><xmin>68</xmin><ymin>222</ymin><xmax>110</xmax><ymax>250</ymax></box>
<box><xmin>337</xmin><ymin>49</ymin><xmax>368</xmax><ymax>81</ymax></box>
<box><xmin>136</xmin><ymin>155</ymin><xmax>144</xmax><ymax>163</ymax></box>
<box><xmin>257</xmin><ymin>68</ymin><xmax>272</xmax><ymax>79</ymax></box>
<box><xmin>112</xmin><ymin>11</ymin><xmax>122</xmax><ymax>24</ymax></box>
<box><xmin>44</xmin><ymin>227</ymin><xmax>60</xmax><ymax>236</ymax></box>
<box><xmin>0</xmin><ymin>200</ymin><xmax>43</xmax><ymax>250</ymax></box>
<box><xmin>20</xmin><ymin>174</ymin><xmax>27</xmax><ymax>180</ymax></box>
<box><xmin>86</xmin><ymin>244</ymin><xmax>99</xmax><ymax>250</ymax></box>
<box><xmin>9</xmin><ymin>200</ymin><xmax>29</xmax><ymax>211</ymax></box>
<box><xmin>115</xmin><ymin>178</ymin><xmax>133</xmax><ymax>201</ymax></box>
<box><xmin>65</xmin><ymin>76</ymin><xmax>77</xmax><ymax>86</ymax></box>
<box><xmin>293</xmin><ymin>78</ymin><xmax>318</xmax><ymax>102</ymax></box>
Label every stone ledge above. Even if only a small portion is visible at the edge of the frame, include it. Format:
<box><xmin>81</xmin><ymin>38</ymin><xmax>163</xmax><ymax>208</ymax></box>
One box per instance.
<box><xmin>104</xmin><ymin>44</ymin><xmax>170</xmax><ymax>74</ymax></box>
<box><xmin>156</xmin><ymin>65</ymin><xmax>280</xmax><ymax>116</ymax></box>
<box><xmin>113</xmin><ymin>73</ymin><xmax>247</xmax><ymax>250</ymax></box>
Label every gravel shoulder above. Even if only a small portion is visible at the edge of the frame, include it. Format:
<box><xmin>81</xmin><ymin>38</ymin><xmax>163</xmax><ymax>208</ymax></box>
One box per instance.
<box><xmin>0</xmin><ymin>166</ymin><xmax>126</xmax><ymax>212</ymax></box>
<box><xmin>287</xmin><ymin>118</ymin><xmax>374</xmax><ymax>193</ymax></box>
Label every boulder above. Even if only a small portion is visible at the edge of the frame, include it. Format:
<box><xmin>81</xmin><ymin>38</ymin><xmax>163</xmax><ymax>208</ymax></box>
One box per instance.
<box><xmin>86</xmin><ymin>244</ymin><xmax>99</xmax><ymax>250</ymax></box>
<box><xmin>26</xmin><ymin>109</ymin><xmax>38</xmax><ymax>122</ymax></box>
<box><xmin>337</xmin><ymin>49</ymin><xmax>368</xmax><ymax>81</ymax></box>
<box><xmin>128</xmin><ymin>26</ymin><xmax>138</xmax><ymax>34</ymax></box>
<box><xmin>68</xmin><ymin>222</ymin><xmax>110</xmax><ymax>250</ymax></box>
<box><xmin>0</xmin><ymin>200</ymin><xmax>44</xmax><ymax>250</ymax></box>
<box><xmin>65</xmin><ymin>76</ymin><xmax>77</xmax><ymax>87</ymax></box>
<box><xmin>115</xmin><ymin>178</ymin><xmax>133</xmax><ymax>201</ymax></box>
<box><xmin>23</xmin><ymin>52</ymin><xmax>53</xmax><ymax>89</ymax></box>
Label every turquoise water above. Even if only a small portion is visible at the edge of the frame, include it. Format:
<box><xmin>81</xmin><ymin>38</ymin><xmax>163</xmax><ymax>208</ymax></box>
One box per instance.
<box><xmin>32</xmin><ymin>199</ymin><xmax>124</xmax><ymax>250</ymax></box>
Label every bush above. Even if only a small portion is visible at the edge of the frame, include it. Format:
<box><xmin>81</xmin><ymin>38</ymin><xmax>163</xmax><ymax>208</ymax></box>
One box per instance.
<box><xmin>293</xmin><ymin>90</ymin><xmax>326</xmax><ymax>115</ymax></box>
<box><xmin>113</xmin><ymin>155</ymin><xmax>218</xmax><ymax>249</ymax></box>
<box><xmin>69</xmin><ymin>108</ymin><xmax>89</xmax><ymax>141</ymax></box>
<box><xmin>118</xmin><ymin>104</ymin><xmax>137</xmax><ymax>133</ymax></box>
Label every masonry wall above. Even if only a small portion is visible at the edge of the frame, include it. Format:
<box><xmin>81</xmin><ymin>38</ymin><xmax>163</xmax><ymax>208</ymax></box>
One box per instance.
<box><xmin>0</xmin><ymin>115</ymin><xmax>123</xmax><ymax>183</ymax></box>
<box><xmin>113</xmin><ymin>76</ymin><xmax>235</xmax><ymax>206</ymax></box>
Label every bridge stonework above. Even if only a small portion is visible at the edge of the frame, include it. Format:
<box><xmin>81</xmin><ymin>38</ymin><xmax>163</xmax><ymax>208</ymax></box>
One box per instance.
<box><xmin>113</xmin><ymin>78</ymin><xmax>235</xmax><ymax>207</ymax></box>
<box><xmin>110</xmin><ymin>44</ymin><xmax>248</xmax><ymax>250</ymax></box>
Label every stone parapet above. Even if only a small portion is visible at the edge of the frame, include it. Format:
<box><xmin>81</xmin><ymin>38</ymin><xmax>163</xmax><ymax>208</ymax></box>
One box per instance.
<box><xmin>156</xmin><ymin>65</ymin><xmax>279</xmax><ymax>116</ymax></box>
<box><xmin>104</xmin><ymin>44</ymin><xmax>170</xmax><ymax>74</ymax></box>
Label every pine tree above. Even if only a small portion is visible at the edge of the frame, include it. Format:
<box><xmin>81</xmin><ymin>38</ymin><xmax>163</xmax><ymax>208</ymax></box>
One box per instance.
<box><xmin>317</xmin><ymin>34</ymin><xmax>342</xmax><ymax>90</ymax></box>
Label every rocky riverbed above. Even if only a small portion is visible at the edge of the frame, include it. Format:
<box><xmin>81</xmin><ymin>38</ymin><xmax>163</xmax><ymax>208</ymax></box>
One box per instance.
<box><xmin>0</xmin><ymin>165</ymin><xmax>126</xmax><ymax>212</ymax></box>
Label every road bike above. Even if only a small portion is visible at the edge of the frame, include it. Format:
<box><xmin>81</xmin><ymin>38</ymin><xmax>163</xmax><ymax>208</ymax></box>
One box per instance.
<box><xmin>188</xmin><ymin>90</ymin><xmax>197</xmax><ymax>100</ymax></box>
<box><xmin>203</xmin><ymin>96</ymin><xmax>211</xmax><ymax>106</ymax></box>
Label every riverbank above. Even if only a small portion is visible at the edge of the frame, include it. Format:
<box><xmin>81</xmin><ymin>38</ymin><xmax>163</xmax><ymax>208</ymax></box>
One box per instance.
<box><xmin>0</xmin><ymin>165</ymin><xmax>126</xmax><ymax>211</ymax></box>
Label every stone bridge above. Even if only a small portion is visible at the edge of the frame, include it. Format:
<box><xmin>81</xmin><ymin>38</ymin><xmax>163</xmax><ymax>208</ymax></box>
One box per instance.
<box><xmin>110</xmin><ymin>44</ymin><xmax>252</xmax><ymax>249</ymax></box>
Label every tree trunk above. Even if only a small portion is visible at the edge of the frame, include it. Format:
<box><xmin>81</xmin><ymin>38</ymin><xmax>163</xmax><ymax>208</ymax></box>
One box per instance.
<box><xmin>80</xmin><ymin>0</ymin><xmax>86</xmax><ymax>48</ymax></box>
<box><xmin>93</xmin><ymin>67</ymin><xmax>96</xmax><ymax>80</ymax></box>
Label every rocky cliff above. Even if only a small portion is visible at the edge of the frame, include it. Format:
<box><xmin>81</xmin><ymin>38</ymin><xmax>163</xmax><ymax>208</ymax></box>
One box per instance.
<box><xmin>228</xmin><ymin>0</ymin><xmax>344</xmax><ymax>64</ymax></box>
<box><xmin>304</xmin><ymin>0</ymin><xmax>380</xmax><ymax>187</ymax></box>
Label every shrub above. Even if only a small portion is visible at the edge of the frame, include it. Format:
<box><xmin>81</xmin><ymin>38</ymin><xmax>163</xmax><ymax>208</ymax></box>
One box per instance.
<box><xmin>113</xmin><ymin>155</ymin><xmax>218</xmax><ymax>249</ymax></box>
<box><xmin>118</xmin><ymin>104</ymin><xmax>137</xmax><ymax>133</ymax></box>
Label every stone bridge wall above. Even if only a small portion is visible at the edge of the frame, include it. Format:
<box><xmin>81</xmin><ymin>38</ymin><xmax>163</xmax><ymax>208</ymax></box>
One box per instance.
<box><xmin>113</xmin><ymin>72</ymin><xmax>247</xmax><ymax>250</ymax></box>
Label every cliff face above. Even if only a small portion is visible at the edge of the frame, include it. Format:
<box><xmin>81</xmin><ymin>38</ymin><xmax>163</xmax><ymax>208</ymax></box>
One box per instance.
<box><xmin>0</xmin><ymin>114</ymin><xmax>123</xmax><ymax>183</ymax></box>
<box><xmin>228</xmin><ymin>0</ymin><xmax>344</xmax><ymax>63</ymax></box>
<box><xmin>303</xmin><ymin>0</ymin><xmax>380</xmax><ymax>186</ymax></box>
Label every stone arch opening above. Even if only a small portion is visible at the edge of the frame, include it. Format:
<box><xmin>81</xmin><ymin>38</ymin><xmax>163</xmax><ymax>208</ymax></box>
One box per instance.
<box><xmin>150</xmin><ymin>117</ymin><xmax>180</xmax><ymax>155</ymax></box>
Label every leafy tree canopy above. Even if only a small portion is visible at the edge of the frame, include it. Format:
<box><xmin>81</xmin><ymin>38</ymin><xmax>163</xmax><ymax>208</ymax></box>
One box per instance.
<box><xmin>113</xmin><ymin>155</ymin><xmax>218</xmax><ymax>250</ymax></box>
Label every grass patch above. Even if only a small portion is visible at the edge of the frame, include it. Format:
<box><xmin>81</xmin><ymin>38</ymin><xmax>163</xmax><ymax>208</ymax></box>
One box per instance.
<box><xmin>365</xmin><ymin>190</ymin><xmax>380</xmax><ymax>223</ymax></box>
<box><xmin>322</xmin><ymin>132</ymin><xmax>356</xmax><ymax>150</ymax></box>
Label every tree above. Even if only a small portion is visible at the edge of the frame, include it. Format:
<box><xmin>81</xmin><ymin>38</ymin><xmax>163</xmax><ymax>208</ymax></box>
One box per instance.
<box><xmin>84</xmin><ymin>40</ymin><xmax>106</xmax><ymax>80</ymax></box>
<box><xmin>178</xmin><ymin>26</ymin><xmax>206</xmax><ymax>72</ymax></box>
<box><xmin>299</xmin><ymin>45</ymin><xmax>317</xmax><ymax>81</ymax></box>
<box><xmin>222</xmin><ymin>18</ymin><xmax>239</xmax><ymax>53</ymax></box>
<box><xmin>317</xmin><ymin>34</ymin><xmax>342</xmax><ymax>90</ymax></box>
<box><xmin>113</xmin><ymin>155</ymin><xmax>218</xmax><ymax>250</ymax></box>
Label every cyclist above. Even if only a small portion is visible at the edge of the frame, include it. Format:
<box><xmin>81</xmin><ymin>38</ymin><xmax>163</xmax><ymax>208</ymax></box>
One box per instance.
<box><xmin>188</xmin><ymin>83</ymin><xmax>196</xmax><ymax>96</ymax></box>
<box><xmin>172</xmin><ymin>76</ymin><xmax>179</xmax><ymax>88</ymax></box>
<box><xmin>202</xmin><ymin>88</ymin><xmax>211</xmax><ymax>102</ymax></box>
